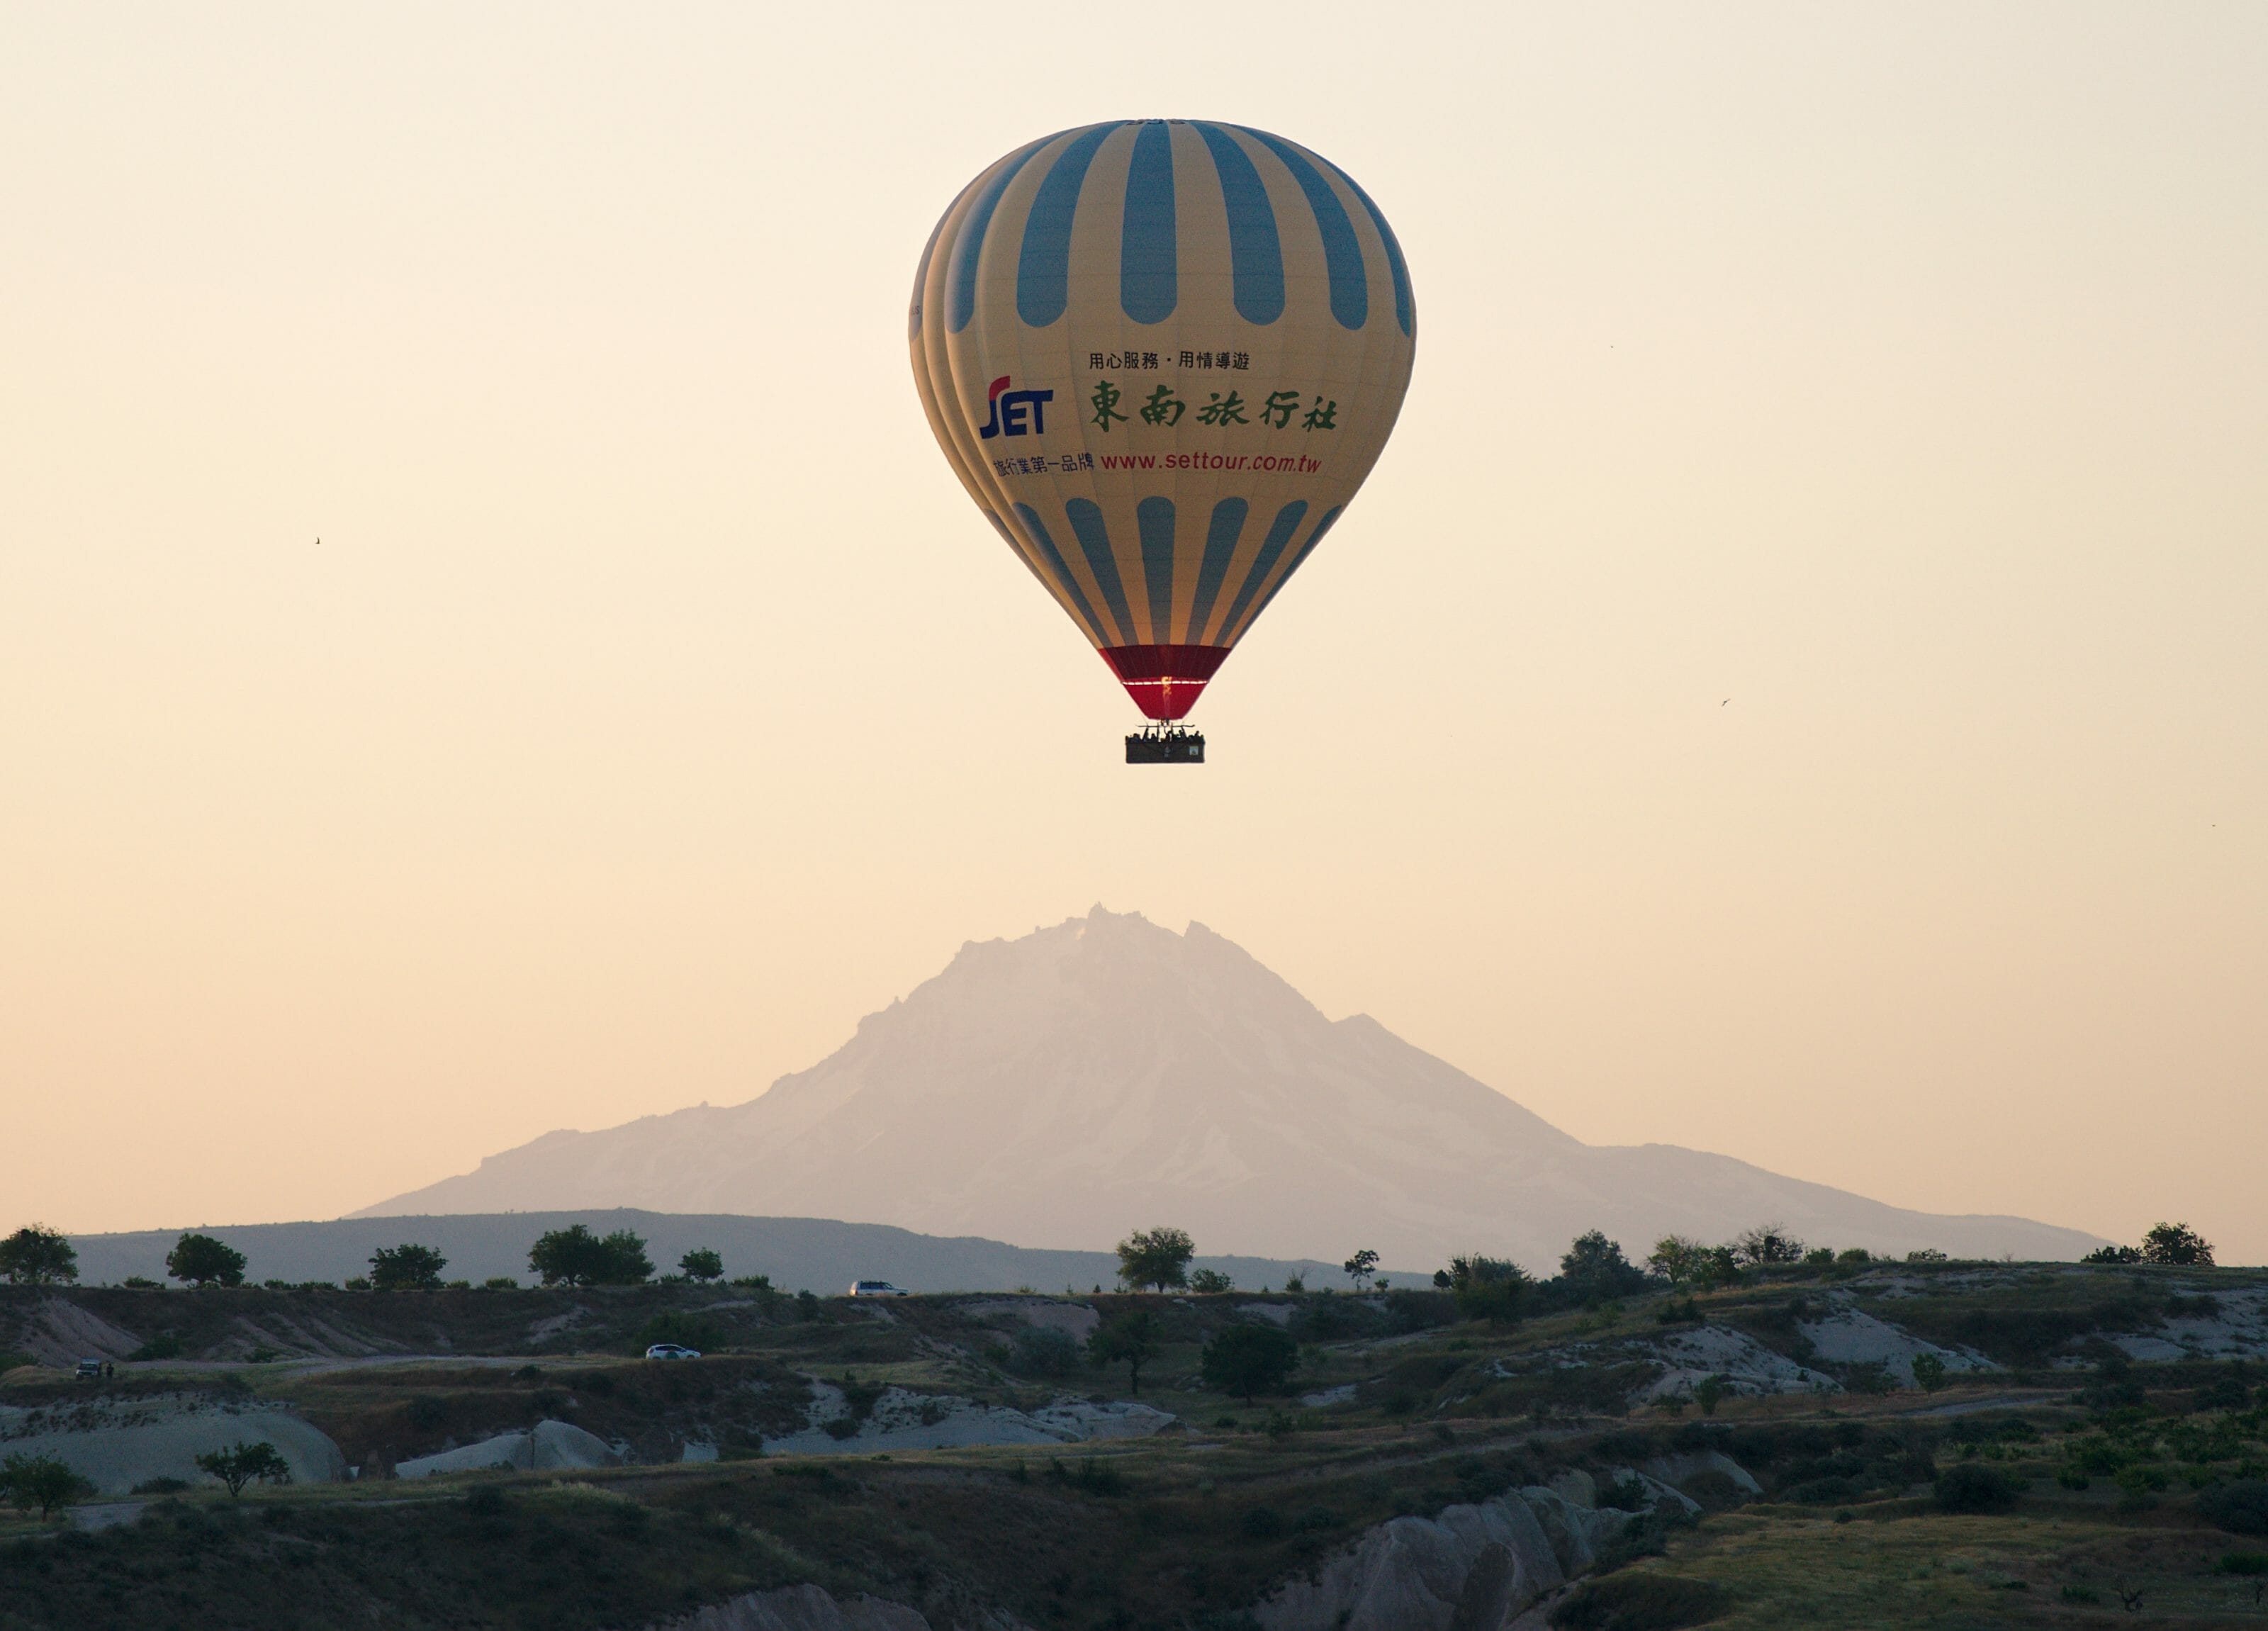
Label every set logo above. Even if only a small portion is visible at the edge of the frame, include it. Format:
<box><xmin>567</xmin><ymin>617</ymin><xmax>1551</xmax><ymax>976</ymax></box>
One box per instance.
<box><xmin>978</xmin><ymin>375</ymin><xmax>1054</xmax><ymax>439</ymax></box>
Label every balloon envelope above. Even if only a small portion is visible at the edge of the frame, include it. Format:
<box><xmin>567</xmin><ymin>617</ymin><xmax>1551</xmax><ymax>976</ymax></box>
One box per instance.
<box><xmin>911</xmin><ymin>120</ymin><xmax>1415</xmax><ymax>720</ymax></box>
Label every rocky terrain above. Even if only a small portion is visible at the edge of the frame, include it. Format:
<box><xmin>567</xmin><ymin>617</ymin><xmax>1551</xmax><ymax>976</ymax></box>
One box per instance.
<box><xmin>6</xmin><ymin>1255</ymin><xmax>2268</xmax><ymax>1628</ymax></box>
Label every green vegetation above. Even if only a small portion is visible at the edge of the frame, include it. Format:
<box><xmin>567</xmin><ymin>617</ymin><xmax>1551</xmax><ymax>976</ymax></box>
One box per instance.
<box><xmin>0</xmin><ymin>1453</ymin><xmax>94</xmax><ymax>1519</ymax></box>
<box><xmin>193</xmin><ymin>1441</ymin><xmax>293</xmax><ymax>1497</ymax></box>
<box><xmin>678</xmin><ymin>1248</ymin><xmax>724</xmax><ymax>1283</ymax></box>
<box><xmin>0</xmin><ymin>1226</ymin><xmax>77</xmax><ymax>1287</ymax></box>
<box><xmin>368</xmin><ymin>1243</ymin><xmax>448</xmax><ymax>1292</ymax></box>
<box><xmin>165</xmin><ymin>1232</ymin><xmax>246</xmax><ymax>1288</ymax></box>
<box><xmin>5</xmin><ymin>1245</ymin><xmax>2267</xmax><ymax>1628</ymax></box>
<box><xmin>1113</xmin><ymin>1226</ymin><xmax>1194</xmax><ymax>1292</ymax></box>
<box><xmin>528</xmin><ymin>1225</ymin><xmax>654</xmax><ymax>1287</ymax></box>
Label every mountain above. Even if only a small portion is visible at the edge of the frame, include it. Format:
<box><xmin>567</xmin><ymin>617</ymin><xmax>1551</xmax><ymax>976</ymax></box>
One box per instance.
<box><xmin>357</xmin><ymin>908</ymin><xmax>2103</xmax><ymax>1267</ymax></box>
<box><xmin>61</xmin><ymin>1211</ymin><xmax>1347</xmax><ymax>1295</ymax></box>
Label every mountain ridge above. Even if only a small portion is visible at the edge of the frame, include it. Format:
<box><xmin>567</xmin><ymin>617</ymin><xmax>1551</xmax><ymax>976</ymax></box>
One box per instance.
<box><xmin>357</xmin><ymin>908</ymin><xmax>2103</xmax><ymax>1265</ymax></box>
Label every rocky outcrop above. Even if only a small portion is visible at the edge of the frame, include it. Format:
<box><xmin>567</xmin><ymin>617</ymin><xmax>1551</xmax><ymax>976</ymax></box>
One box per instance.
<box><xmin>395</xmin><ymin>1418</ymin><xmax>623</xmax><ymax>1479</ymax></box>
<box><xmin>0</xmin><ymin>1395</ymin><xmax>347</xmax><ymax>1494</ymax></box>
<box><xmin>1253</xmin><ymin>1485</ymin><xmax>1658</xmax><ymax>1631</ymax></box>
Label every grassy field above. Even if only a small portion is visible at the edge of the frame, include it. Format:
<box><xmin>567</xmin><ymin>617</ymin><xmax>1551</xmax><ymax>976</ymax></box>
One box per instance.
<box><xmin>5</xmin><ymin>1261</ymin><xmax>2267</xmax><ymax>1629</ymax></box>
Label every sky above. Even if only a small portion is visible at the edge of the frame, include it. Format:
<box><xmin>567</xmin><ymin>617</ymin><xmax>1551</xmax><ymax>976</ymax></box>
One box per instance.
<box><xmin>4</xmin><ymin>4</ymin><xmax>2263</xmax><ymax>1261</ymax></box>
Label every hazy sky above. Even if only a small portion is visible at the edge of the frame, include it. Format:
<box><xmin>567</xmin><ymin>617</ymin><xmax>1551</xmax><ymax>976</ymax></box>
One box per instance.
<box><xmin>4</xmin><ymin>6</ymin><xmax>2262</xmax><ymax>1261</ymax></box>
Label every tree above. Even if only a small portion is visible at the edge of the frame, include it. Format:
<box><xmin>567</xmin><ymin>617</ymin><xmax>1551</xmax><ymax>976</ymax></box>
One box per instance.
<box><xmin>368</xmin><ymin>1243</ymin><xmax>447</xmax><ymax>1292</ymax></box>
<box><xmin>2083</xmin><ymin>1244</ymin><xmax>2143</xmax><ymax>1265</ymax></box>
<box><xmin>1187</xmin><ymin>1268</ymin><xmax>1234</xmax><ymax>1295</ymax></box>
<box><xmin>0</xmin><ymin>1452</ymin><xmax>94</xmax><ymax>1519</ymax></box>
<box><xmin>195</xmin><ymin>1440</ymin><xmax>292</xmax><ymax>1498</ymax></box>
<box><xmin>1115</xmin><ymin>1227</ymin><xmax>1195</xmax><ymax>1293</ymax></box>
<box><xmin>1692</xmin><ymin>1374</ymin><xmax>1731</xmax><ymax>1416</ymax></box>
<box><xmin>679</xmin><ymin>1248</ymin><xmax>725</xmax><ymax>1283</ymax></box>
<box><xmin>0</xmin><ymin>1226</ymin><xmax>78</xmax><ymax>1286</ymax></box>
<box><xmin>167</xmin><ymin>1233</ymin><xmax>246</xmax><ymax>1288</ymax></box>
<box><xmin>529</xmin><ymin>1225</ymin><xmax>653</xmax><ymax>1287</ymax></box>
<box><xmin>1557</xmin><ymin>1232</ymin><xmax>1649</xmax><ymax>1301</ymax></box>
<box><xmin>1732</xmin><ymin>1224</ymin><xmax>1804</xmax><ymax>1267</ymax></box>
<box><xmin>1087</xmin><ymin>1308</ymin><xmax>1162</xmax><ymax>1395</ymax></box>
<box><xmin>2140</xmin><ymin>1223</ymin><xmax>2214</xmax><ymax>1267</ymax></box>
<box><xmin>1342</xmin><ymin>1249</ymin><xmax>1380</xmax><ymax>1292</ymax></box>
<box><xmin>1201</xmin><ymin>1323</ymin><xmax>1300</xmax><ymax>1401</ymax></box>
<box><xmin>1443</xmin><ymin>1255</ymin><xmax>1529</xmax><ymax>1325</ymax></box>
<box><xmin>1911</xmin><ymin>1352</ymin><xmax>1948</xmax><ymax>1393</ymax></box>
<box><xmin>1646</xmin><ymin>1235</ymin><xmax>1706</xmax><ymax>1285</ymax></box>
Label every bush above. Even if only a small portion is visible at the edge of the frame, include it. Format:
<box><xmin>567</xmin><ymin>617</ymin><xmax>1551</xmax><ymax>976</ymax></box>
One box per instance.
<box><xmin>1444</xmin><ymin>1255</ymin><xmax>1530</xmax><ymax>1324</ymax></box>
<box><xmin>2217</xmin><ymin>1552</ymin><xmax>2268</xmax><ymax>1576</ymax></box>
<box><xmin>1201</xmin><ymin>1324</ymin><xmax>1300</xmax><ymax>1401</ymax></box>
<box><xmin>1557</xmin><ymin>1232</ymin><xmax>1651</xmax><ymax>1302</ymax></box>
<box><xmin>2083</xmin><ymin>1244</ymin><xmax>2143</xmax><ymax>1264</ymax></box>
<box><xmin>1549</xmin><ymin>1573</ymin><xmax>1729</xmax><ymax>1630</ymax></box>
<box><xmin>0</xmin><ymin>1225</ymin><xmax>78</xmax><ymax>1285</ymax></box>
<box><xmin>127</xmin><ymin>1333</ymin><xmax>184</xmax><ymax>1361</ymax></box>
<box><xmin>529</xmin><ymin>1225</ymin><xmax>651</xmax><ymax>1287</ymax></box>
<box><xmin>1910</xmin><ymin>1352</ymin><xmax>1948</xmax><ymax>1392</ymax></box>
<box><xmin>193</xmin><ymin>1440</ymin><xmax>293</xmax><ymax>1498</ymax></box>
<box><xmin>369</xmin><ymin>1243</ymin><xmax>447</xmax><ymax>1292</ymax></box>
<box><xmin>482</xmin><ymin>1277</ymin><xmax>520</xmax><ymax>1290</ymax></box>
<box><xmin>2140</xmin><ymin>1222</ymin><xmax>2213</xmax><ymax>1267</ymax></box>
<box><xmin>679</xmin><ymin>1248</ymin><xmax>724</xmax><ymax>1282</ymax></box>
<box><xmin>1115</xmin><ymin>1227</ymin><xmax>1195</xmax><ymax>1292</ymax></box>
<box><xmin>2199</xmin><ymin>1481</ymin><xmax>2268</xmax><ymax>1537</ymax></box>
<box><xmin>166</xmin><ymin>1233</ymin><xmax>246</xmax><ymax>1288</ymax></box>
<box><xmin>1186</xmin><ymin>1268</ymin><xmax>1234</xmax><ymax>1295</ymax></box>
<box><xmin>1010</xmin><ymin>1325</ymin><xmax>1082</xmax><ymax>1378</ymax></box>
<box><xmin>0</xmin><ymin>1452</ymin><xmax>96</xmax><ymax>1518</ymax></box>
<box><xmin>1934</xmin><ymin>1463</ymin><xmax>2026</xmax><ymax>1513</ymax></box>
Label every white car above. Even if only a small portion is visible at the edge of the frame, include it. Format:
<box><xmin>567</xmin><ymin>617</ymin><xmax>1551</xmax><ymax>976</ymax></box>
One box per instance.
<box><xmin>644</xmin><ymin>1343</ymin><xmax>702</xmax><ymax>1360</ymax></box>
<box><xmin>848</xmin><ymin>1280</ymin><xmax>911</xmax><ymax>1298</ymax></box>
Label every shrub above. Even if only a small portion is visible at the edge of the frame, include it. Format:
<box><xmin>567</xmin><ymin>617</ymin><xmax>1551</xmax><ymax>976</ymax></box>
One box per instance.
<box><xmin>1088</xmin><ymin>1308</ymin><xmax>1162</xmax><ymax>1394</ymax></box>
<box><xmin>1549</xmin><ymin>1573</ymin><xmax>1729</xmax><ymax>1630</ymax></box>
<box><xmin>193</xmin><ymin>1440</ymin><xmax>292</xmax><ymax>1498</ymax></box>
<box><xmin>1115</xmin><ymin>1227</ymin><xmax>1195</xmax><ymax>1292</ymax></box>
<box><xmin>0</xmin><ymin>1225</ymin><xmax>78</xmax><ymax>1285</ymax></box>
<box><xmin>2141</xmin><ymin>1222</ymin><xmax>2213</xmax><ymax>1266</ymax></box>
<box><xmin>1187</xmin><ymin>1268</ymin><xmax>1235</xmax><ymax>1295</ymax></box>
<box><xmin>1010</xmin><ymin>1325</ymin><xmax>1082</xmax><ymax>1378</ymax></box>
<box><xmin>369</xmin><ymin>1243</ymin><xmax>447</xmax><ymax>1292</ymax></box>
<box><xmin>2218</xmin><ymin>1552</ymin><xmax>2268</xmax><ymax>1576</ymax></box>
<box><xmin>2199</xmin><ymin>1481</ymin><xmax>2268</xmax><ymax>1537</ymax></box>
<box><xmin>1802</xmin><ymin>1248</ymin><xmax>1835</xmax><ymax>1266</ymax></box>
<box><xmin>1444</xmin><ymin>1255</ymin><xmax>1530</xmax><ymax>1324</ymax></box>
<box><xmin>0</xmin><ymin>1452</ymin><xmax>96</xmax><ymax>1518</ymax></box>
<box><xmin>127</xmin><ymin>1333</ymin><xmax>184</xmax><ymax>1361</ymax></box>
<box><xmin>1910</xmin><ymin>1352</ymin><xmax>1948</xmax><ymax>1392</ymax></box>
<box><xmin>1239</xmin><ymin>1505</ymin><xmax>1284</xmax><ymax>1540</ymax></box>
<box><xmin>1836</xmin><ymin>1248</ymin><xmax>1871</xmax><ymax>1264</ymax></box>
<box><xmin>2083</xmin><ymin>1244</ymin><xmax>2143</xmax><ymax>1265</ymax></box>
<box><xmin>482</xmin><ymin>1277</ymin><xmax>520</xmax><ymax>1290</ymax></box>
<box><xmin>1201</xmin><ymin>1324</ymin><xmax>1299</xmax><ymax>1401</ymax></box>
<box><xmin>1733</xmin><ymin>1225</ymin><xmax>1804</xmax><ymax>1266</ymax></box>
<box><xmin>529</xmin><ymin>1225</ymin><xmax>651</xmax><ymax>1287</ymax></box>
<box><xmin>679</xmin><ymin>1248</ymin><xmax>724</xmax><ymax>1282</ymax></box>
<box><xmin>1559</xmin><ymin>1232</ymin><xmax>1652</xmax><ymax>1301</ymax></box>
<box><xmin>1935</xmin><ymin>1463</ymin><xmax>2026</xmax><ymax>1513</ymax></box>
<box><xmin>166</xmin><ymin>1233</ymin><xmax>246</xmax><ymax>1288</ymax></box>
<box><xmin>121</xmin><ymin>1276</ymin><xmax>162</xmax><ymax>1289</ymax></box>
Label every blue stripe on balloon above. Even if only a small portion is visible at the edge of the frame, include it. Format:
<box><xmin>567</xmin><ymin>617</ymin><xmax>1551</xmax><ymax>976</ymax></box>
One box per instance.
<box><xmin>909</xmin><ymin>205</ymin><xmax>951</xmax><ymax>341</ymax></box>
<box><xmin>1120</xmin><ymin>122</ymin><xmax>1178</xmax><ymax>324</ymax></box>
<box><xmin>1011</xmin><ymin>503</ymin><xmax>1105</xmax><ymax>645</ymax></box>
<box><xmin>949</xmin><ymin>137</ymin><xmax>1052</xmax><ymax>335</ymax></box>
<box><xmin>1234</xmin><ymin>127</ymin><xmax>1366</xmax><ymax>330</ymax></box>
<box><xmin>1187</xmin><ymin>498</ymin><xmax>1250</xmax><ymax>644</ymax></box>
<box><xmin>1135</xmin><ymin>496</ymin><xmax>1176</xmax><ymax>639</ymax></box>
<box><xmin>1064</xmin><ymin>498</ymin><xmax>1138</xmax><ymax>645</ymax></box>
<box><xmin>1193</xmin><ymin>124</ymin><xmax>1284</xmax><ymax>325</ymax></box>
<box><xmin>1327</xmin><ymin>164</ymin><xmax>1413</xmax><ymax>337</ymax></box>
<box><xmin>1240</xmin><ymin>505</ymin><xmax>1342</xmax><ymax>632</ymax></box>
<box><xmin>1016</xmin><ymin>123</ymin><xmax>1116</xmax><ymax>328</ymax></box>
<box><xmin>1215</xmin><ymin>500</ymin><xmax>1310</xmax><ymax>644</ymax></box>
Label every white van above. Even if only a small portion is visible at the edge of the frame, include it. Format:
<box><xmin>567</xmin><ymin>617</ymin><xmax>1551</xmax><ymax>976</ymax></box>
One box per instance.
<box><xmin>848</xmin><ymin>1280</ymin><xmax>910</xmax><ymax>1298</ymax></box>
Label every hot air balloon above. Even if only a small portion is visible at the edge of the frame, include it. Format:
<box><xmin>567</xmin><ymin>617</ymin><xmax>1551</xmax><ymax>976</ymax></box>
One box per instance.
<box><xmin>909</xmin><ymin>120</ymin><xmax>1415</xmax><ymax>762</ymax></box>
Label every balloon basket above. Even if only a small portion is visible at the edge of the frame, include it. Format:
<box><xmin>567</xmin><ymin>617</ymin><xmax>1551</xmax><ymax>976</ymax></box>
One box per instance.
<box><xmin>1125</xmin><ymin>725</ymin><xmax>1205</xmax><ymax>765</ymax></box>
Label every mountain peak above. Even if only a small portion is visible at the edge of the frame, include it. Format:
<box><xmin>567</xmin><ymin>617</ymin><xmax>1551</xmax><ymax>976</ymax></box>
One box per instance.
<box><xmin>357</xmin><ymin>914</ymin><xmax>2103</xmax><ymax>1266</ymax></box>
